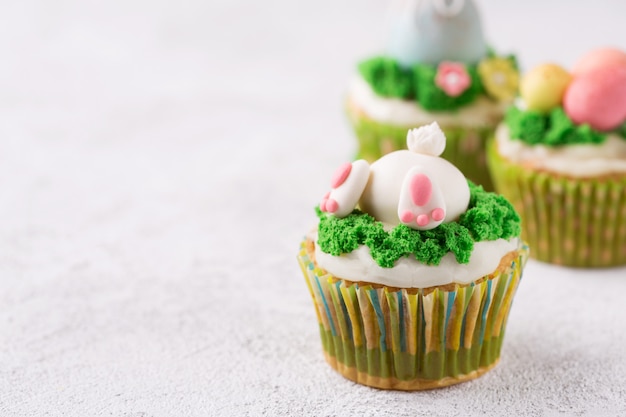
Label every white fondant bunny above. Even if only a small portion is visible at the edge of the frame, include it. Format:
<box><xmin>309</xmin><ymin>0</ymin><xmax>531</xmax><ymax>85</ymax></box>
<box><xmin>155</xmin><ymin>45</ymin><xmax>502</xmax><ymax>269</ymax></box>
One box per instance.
<box><xmin>320</xmin><ymin>122</ymin><xmax>470</xmax><ymax>231</ymax></box>
<box><xmin>388</xmin><ymin>0</ymin><xmax>487</xmax><ymax>68</ymax></box>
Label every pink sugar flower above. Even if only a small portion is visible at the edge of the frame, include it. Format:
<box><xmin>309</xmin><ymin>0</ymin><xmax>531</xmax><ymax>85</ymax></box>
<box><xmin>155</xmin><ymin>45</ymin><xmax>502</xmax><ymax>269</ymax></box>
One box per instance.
<box><xmin>435</xmin><ymin>62</ymin><xmax>471</xmax><ymax>97</ymax></box>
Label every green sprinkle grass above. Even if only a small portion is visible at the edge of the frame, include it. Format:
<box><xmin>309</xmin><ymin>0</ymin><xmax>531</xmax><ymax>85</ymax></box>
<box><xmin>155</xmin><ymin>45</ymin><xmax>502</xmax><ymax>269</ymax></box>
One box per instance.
<box><xmin>505</xmin><ymin>107</ymin><xmax>616</xmax><ymax>146</ymax></box>
<box><xmin>316</xmin><ymin>182</ymin><xmax>520</xmax><ymax>268</ymax></box>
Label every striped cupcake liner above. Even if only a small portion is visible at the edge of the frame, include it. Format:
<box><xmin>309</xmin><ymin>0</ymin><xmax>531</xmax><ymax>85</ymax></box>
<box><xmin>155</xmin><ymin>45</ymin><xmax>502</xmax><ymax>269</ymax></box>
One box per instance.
<box><xmin>487</xmin><ymin>140</ymin><xmax>626</xmax><ymax>267</ymax></box>
<box><xmin>297</xmin><ymin>240</ymin><xmax>528</xmax><ymax>390</ymax></box>
<box><xmin>346</xmin><ymin>104</ymin><xmax>496</xmax><ymax>191</ymax></box>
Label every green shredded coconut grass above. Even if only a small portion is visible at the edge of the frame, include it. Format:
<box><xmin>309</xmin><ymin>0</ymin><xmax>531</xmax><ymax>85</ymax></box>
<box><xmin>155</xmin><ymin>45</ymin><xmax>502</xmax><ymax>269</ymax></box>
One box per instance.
<box><xmin>413</xmin><ymin>64</ymin><xmax>484</xmax><ymax>111</ymax></box>
<box><xmin>505</xmin><ymin>106</ymin><xmax>610</xmax><ymax>146</ymax></box>
<box><xmin>356</xmin><ymin>54</ymin><xmax>516</xmax><ymax>112</ymax></box>
<box><xmin>358</xmin><ymin>57</ymin><xmax>415</xmax><ymax>99</ymax></box>
<box><xmin>316</xmin><ymin>182</ymin><xmax>521</xmax><ymax>268</ymax></box>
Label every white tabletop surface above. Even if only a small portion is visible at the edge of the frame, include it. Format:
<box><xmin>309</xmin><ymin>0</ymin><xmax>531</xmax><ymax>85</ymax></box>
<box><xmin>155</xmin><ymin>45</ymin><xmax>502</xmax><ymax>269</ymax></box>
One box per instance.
<box><xmin>2</xmin><ymin>0</ymin><xmax>626</xmax><ymax>416</ymax></box>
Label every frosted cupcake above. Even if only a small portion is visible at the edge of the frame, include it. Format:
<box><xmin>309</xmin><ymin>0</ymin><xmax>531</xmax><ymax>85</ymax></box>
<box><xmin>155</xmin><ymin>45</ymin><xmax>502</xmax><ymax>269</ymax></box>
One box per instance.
<box><xmin>298</xmin><ymin>123</ymin><xmax>528</xmax><ymax>390</ymax></box>
<box><xmin>488</xmin><ymin>48</ymin><xmax>626</xmax><ymax>267</ymax></box>
<box><xmin>347</xmin><ymin>0</ymin><xmax>518</xmax><ymax>190</ymax></box>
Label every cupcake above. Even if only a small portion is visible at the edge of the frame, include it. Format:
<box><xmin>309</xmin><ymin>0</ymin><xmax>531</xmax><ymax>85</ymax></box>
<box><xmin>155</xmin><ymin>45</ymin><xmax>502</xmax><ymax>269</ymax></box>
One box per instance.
<box><xmin>487</xmin><ymin>48</ymin><xmax>626</xmax><ymax>267</ymax></box>
<box><xmin>298</xmin><ymin>123</ymin><xmax>528</xmax><ymax>390</ymax></box>
<box><xmin>346</xmin><ymin>0</ymin><xmax>519</xmax><ymax>190</ymax></box>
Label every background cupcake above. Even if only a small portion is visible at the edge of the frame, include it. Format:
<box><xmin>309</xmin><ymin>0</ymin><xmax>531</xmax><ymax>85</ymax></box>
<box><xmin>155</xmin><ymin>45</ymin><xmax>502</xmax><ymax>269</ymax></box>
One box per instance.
<box><xmin>488</xmin><ymin>48</ymin><xmax>626</xmax><ymax>267</ymax></box>
<box><xmin>298</xmin><ymin>123</ymin><xmax>527</xmax><ymax>390</ymax></box>
<box><xmin>346</xmin><ymin>0</ymin><xmax>518</xmax><ymax>190</ymax></box>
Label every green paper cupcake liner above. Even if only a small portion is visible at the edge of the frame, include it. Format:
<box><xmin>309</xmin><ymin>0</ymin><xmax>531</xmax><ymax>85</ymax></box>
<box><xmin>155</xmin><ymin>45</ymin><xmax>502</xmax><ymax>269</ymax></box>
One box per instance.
<box><xmin>346</xmin><ymin>103</ymin><xmax>496</xmax><ymax>191</ymax></box>
<box><xmin>297</xmin><ymin>239</ymin><xmax>528</xmax><ymax>390</ymax></box>
<box><xmin>487</xmin><ymin>140</ymin><xmax>626</xmax><ymax>267</ymax></box>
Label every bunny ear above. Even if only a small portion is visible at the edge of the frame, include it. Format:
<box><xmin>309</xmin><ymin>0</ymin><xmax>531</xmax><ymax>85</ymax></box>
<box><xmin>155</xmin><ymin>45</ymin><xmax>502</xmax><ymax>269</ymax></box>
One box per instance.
<box><xmin>406</xmin><ymin>122</ymin><xmax>446</xmax><ymax>156</ymax></box>
<box><xmin>432</xmin><ymin>0</ymin><xmax>466</xmax><ymax>17</ymax></box>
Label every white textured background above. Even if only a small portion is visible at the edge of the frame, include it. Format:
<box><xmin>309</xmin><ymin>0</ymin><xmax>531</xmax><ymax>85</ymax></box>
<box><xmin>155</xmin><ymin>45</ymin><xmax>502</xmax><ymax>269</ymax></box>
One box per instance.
<box><xmin>2</xmin><ymin>1</ymin><xmax>626</xmax><ymax>416</ymax></box>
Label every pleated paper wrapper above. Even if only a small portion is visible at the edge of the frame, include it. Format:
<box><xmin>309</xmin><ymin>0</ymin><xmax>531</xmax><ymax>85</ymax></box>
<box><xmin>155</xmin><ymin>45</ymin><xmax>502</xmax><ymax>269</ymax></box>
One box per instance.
<box><xmin>346</xmin><ymin>101</ymin><xmax>498</xmax><ymax>191</ymax></box>
<box><xmin>297</xmin><ymin>239</ymin><xmax>529</xmax><ymax>390</ymax></box>
<box><xmin>487</xmin><ymin>140</ymin><xmax>626</xmax><ymax>267</ymax></box>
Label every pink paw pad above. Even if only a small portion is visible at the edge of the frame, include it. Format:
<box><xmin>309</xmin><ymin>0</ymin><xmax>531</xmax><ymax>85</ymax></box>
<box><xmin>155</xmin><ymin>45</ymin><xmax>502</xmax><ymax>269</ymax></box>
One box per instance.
<box><xmin>325</xmin><ymin>199</ymin><xmax>338</xmax><ymax>213</ymax></box>
<box><xmin>397</xmin><ymin>167</ymin><xmax>447</xmax><ymax>231</ymax></box>
<box><xmin>400</xmin><ymin>210</ymin><xmax>415</xmax><ymax>223</ymax></box>
<box><xmin>416</xmin><ymin>214</ymin><xmax>429</xmax><ymax>227</ymax></box>
<box><xmin>431</xmin><ymin>208</ymin><xmax>445</xmax><ymax>222</ymax></box>
<box><xmin>320</xmin><ymin>192</ymin><xmax>331</xmax><ymax>212</ymax></box>
<box><xmin>319</xmin><ymin>160</ymin><xmax>370</xmax><ymax>218</ymax></box>
<box><xmin>410</xmin><ymin>174</ymin><xmax>432</xmax><ymax>206</ymax></box>
<box><xmin>330</xmin><ymin>162</ymin><xmax>352</xmax><ymax>188</ymax></box>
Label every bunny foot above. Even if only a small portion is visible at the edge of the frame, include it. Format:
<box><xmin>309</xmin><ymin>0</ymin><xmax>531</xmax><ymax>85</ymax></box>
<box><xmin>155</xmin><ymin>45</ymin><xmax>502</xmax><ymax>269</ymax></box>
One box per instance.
<box><xmin>320</xmin><ymin>160</ymin><xmax>370</xmax><ymax>218</ymax></box>
<box><xmin>397</xmin><ymin>167</ymin><xmax>446</xmax><ymax>230</ymax></box>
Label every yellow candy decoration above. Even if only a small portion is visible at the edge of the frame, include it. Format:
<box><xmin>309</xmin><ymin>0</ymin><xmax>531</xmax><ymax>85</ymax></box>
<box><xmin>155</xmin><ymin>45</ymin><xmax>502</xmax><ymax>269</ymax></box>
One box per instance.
<box><xmin>478</xmin><ymin>57</ymin><xmax>519</xmax><ymax>102</ymax></box>
<box><xmin>520</xmin><ymin>63</ymin><xmax>572</xmax><ymax>113</ymax></box>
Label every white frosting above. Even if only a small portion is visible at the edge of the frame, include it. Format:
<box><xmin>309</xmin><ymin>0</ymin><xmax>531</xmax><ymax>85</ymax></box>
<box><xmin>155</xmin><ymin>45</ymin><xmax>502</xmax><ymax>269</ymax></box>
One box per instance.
<box><xmin>359</xmin><ymin>150</ymin><xmax>470</xmax><ymax>224</ymax></box>
<box><xmin>407</xmin><ymin>122</ymin><xmax>446</xmax><ymax>156</ymax></box>
<box><xmin>348</xmin><ymin>75</ymin><xmax>507</xmax><ymax>127</ymax></box>
<box><xmin>496</xmin><ymin>124</ymin><xmax>626</xmax><ymax>177</ymax></box>
<box><xmin>314</xmin><ymin>234</ymin><xmax>520</xmax><ymax>287</ymax></box>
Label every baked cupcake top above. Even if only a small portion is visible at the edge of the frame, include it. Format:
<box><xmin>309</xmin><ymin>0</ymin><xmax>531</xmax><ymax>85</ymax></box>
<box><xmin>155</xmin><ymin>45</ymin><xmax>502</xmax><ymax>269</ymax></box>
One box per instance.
<box><xmin>497</xmin><ymin>47</ymin><xmax>626</xmax><ymax>177</ymax></box>
<box><xmin>350</xmin><ymin>0</ymin><xmax>518</xmax><ymax>122</ymax></box>
<box><xmin>314</xmin><ymin>123</ymin><xmax>521</xmax><ymax>288</ymax></box>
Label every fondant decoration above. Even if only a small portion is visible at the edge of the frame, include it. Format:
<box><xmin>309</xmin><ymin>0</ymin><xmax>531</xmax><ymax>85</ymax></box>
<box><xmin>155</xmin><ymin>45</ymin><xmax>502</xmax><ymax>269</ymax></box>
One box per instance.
<box><xmin>517</xmin><ymin>48</ymin><xmax>626</xmax><ymax>134</ymax></box>
<box><xmin>388</xmin><ymin>0</ymin><xmax>487</xmax><ymax>68</ymax></box>
<box><xmin>520</xmin><ymin>63</ymin><xmax>571</xmax><ymax>113</ymax></box>
<box><xmin>319</xmin><ymin>122</ymin><xmax>471</xmax><ymax>230</ymax></box>
<box><xmin>435</xmin><ymin>62</ymin><xmax>471</xmax><ymax>97</ymax></box>
<box><xmin>563</xmin><ymin>65</ymin><xmax>626</xmax><ymax>131</ymax></box>
<box><xmin>397</xmin><ymin>166</ymin><xmax>446</xmax><ymax>230</ymax></box>
<box><xmin>478</xmin><ymin>57</ymin><xmax>519</xmax><ymax>101</ymax></box>
<box><xmin>406</xmin><ymin>123</ymin><xmax>446</xmax><ymax>156</ymax></box>
<box><xmin>572</xmin><ymin>47</ymin><xmax>626</xmax><ymax>76</ymax></box>
<box><xmin>360</xmin><ymin>123</ymin><xmax>469</xmax><ymax>228</ymax></box>
<box><xmin>320</xmin><ymin>159</ymin><xmax>370</xmax><ymax>217</ymax></box>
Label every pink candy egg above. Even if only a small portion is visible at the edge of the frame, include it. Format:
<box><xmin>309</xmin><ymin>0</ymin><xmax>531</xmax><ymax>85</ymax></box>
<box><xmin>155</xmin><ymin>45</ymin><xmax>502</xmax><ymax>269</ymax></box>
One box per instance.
<box><xmin>563</xmin><ymin>65</ymin><xmax>626</xmax><ymax>131</ymax></box>
<box><xmin>572</xmin><ymin>47</ymin><xmax>626</xmax><ymax>76</ymax></box>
